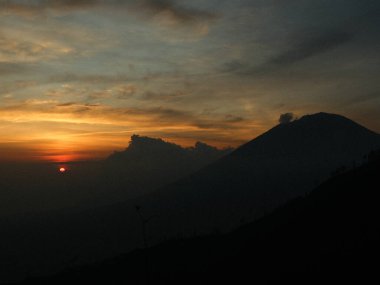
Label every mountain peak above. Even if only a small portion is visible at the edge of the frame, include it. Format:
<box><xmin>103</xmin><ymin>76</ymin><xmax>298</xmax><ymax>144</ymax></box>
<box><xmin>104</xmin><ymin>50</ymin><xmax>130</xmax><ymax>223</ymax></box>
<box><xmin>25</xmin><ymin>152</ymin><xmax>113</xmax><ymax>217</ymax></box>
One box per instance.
<box><xmin>282</xmin><ymin>112</ymin><xmax>379</xmax><ymax>137</ymax></box>
<box><xmin>148</xmin><ymin>112</ymin><xmax>380</xmax><ymax>233</ymax></box>
<box><xmin>276</xmin><ymin>112</ymin><xmax>359</xmax><ymax>129</ymax></box>
<box><xmin>297</xmin><ymin>112</ymin><xmax>352</xmax><ymax>123</ymax></box>
<box><xmin>233</xmin><ymin>112</ymin><xmax>380</xmax><ymax>159</ymax></box>
<box><xmin>277</xmin><ymin>112</ymin><xmax>356</xmax><ymax>127</ymax></box>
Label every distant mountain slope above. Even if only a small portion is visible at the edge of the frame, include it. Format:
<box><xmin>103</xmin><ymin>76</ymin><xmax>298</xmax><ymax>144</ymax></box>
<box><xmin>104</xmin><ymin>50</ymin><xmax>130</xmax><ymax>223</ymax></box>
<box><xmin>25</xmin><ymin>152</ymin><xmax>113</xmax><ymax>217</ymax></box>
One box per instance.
<box><xmin>0</xmin><ymin>136</ymin><xmax>230</xmax><ymax>216</ymax></box>
<box><xmin>19</xmin><ymin>149</ymin><xmax>380</xmax><ymax>284</ymax></box>
<box><xmin>141</xmin><ymin>113</ymin><xmax>380</xmax><ymax>233</ymax></box>
<box><xmin>234</xmin><ymin>112</ymin><xmax>379</xmax><ymax>161</ymax></box>
<box><xmin>104</xmin><ymin>135</ymin><xmax>232</xmax><ymax>198</ymax></box>
<box><xmin>1</xmin><ymin>113</ymin><xmax>379</xmax><ymax>283</ymax></box>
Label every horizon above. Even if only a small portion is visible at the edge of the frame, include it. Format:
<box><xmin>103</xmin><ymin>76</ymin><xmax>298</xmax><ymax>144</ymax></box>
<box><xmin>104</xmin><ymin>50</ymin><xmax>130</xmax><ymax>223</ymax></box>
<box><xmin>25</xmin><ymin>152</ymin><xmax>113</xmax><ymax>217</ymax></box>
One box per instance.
<box><xmin>1</xmin><ymin>2</ymin><xmax>380</xmax><ymax>282</ymax></box>
<box><xmin>0</xmin><ymin>111</ymin><xmax>377</xmax><ymax>164</ymax></box>
<box><xmin>1</xmin><ymin>1</ymin><xmax>380</xmax><ymax>162</ymax></box>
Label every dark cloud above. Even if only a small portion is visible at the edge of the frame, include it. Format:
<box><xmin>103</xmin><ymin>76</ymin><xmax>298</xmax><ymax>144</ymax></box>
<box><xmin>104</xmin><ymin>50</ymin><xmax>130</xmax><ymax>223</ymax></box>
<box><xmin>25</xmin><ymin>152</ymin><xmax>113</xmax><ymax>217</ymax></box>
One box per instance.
<box><xmin>193</xmin><ymin>116</ymin><xmax>248</xmax><ymax>130</ymax></box>
<box><xmin>48</xmin><ymin>73</ymin><xmax>130</xmax><ymax>84</ymax></box>
<box><xmin>224</xmin><ymin>114</ymin><xmax>244</xmax><ymax>123</ymax></box>
<box><xmin>0</xmin><ymin>80</ymin><xmax>36</xmax><ymax>94</ymax></box>
<box><xmin>1</xmin><ymin>0</ymin><xmax>217</xmax><ymax>24</ymax></box>
<box><xmin>220</xmin><ymin>60</ymin><xmax>247</xmax><ymax>74</ymax></box>
<box><xmin>55</xmin><ymin>102</ymin><xmax>101</xmax><ymax>109</ymax></box>
<box><xmin>149</xmin><ymin>106</ymin><xmax>191</xmax><ymax>121</ymax></box>
<box><xmin>0</xmin><ymin>0</ymin><xmax>95</xmax><ymax>16</ymax></box>
<box><xmin>56</xmin><ymin>102</ymin><xmax>77</xmax><ymax>107</ymax></box>
<box><xmin>0</xmin><ymin>62</ymin><xmax>31</xmax><ymax>75</ymax></box>
<box><xmin>279</xmin><ymin>113</ymin><xmax>294</xmax><ymax>125</ymax></box>
<box><xmin>42</xmin><ymin>0</ymin><xmax>98</xmax><ymax>10</ymax></box>
<box><xmin>267</xmin><ymin>30</ymin><xmax>354</xmax><ymax>67</ymax></box>
<box><xmin>221</xmin><ymin>29</ymin><xmax>355</xmax><ymax>77</ymax></box>
<box><xmin>52</xmin><ymin>0</ymin><xmax>98</xmax><ymax>8</ymax></box>
<box><xmin>219</xmin><ymin>0</ymin><xmax>380</xmax><ymax>78</ymax></box>
<box><xmin>140</xmin><ymin>90</ymin><xmax>185</xmax><ymax>101</ymax></box>
<box><xmin>0</xmin><ymin>0</ymin><xmax>98</xmax><ymax>11</ymax></box>
<box><xmin>137</xmin><ymin>0</ymin><xmax>217</xmax><ymax>24</ymax></box>
<box><xmin>340</xmin><ymin>92</ymin><xmax>380</xmax><ymax>108</ymax></box>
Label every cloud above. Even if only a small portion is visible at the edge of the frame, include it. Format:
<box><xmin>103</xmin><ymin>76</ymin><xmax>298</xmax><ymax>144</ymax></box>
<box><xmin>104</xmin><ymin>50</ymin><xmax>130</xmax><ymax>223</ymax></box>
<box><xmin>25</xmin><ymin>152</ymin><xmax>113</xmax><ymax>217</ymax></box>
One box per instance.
<box><xmin>0</xmin><ymin>94</ymin><xmax>264</xmax><ymax>161</ymax></box>
<box><xmin>55</xmin><ymin>102</ymin><xmax>78</xmax><ymax>107</ymax></box>
<box><xmin>0</xmin><ymin>0</ymin><xmax>98</xmax><ymax>14</ymax></box>
<box><xmin>267</xmin><ymin>30</ymin><xmax>354</xmax><ymax>67</ymax></box>
<box><xmin>224</xmin><ymin>114</ymin><xmax>244</xmax><ymax>123</ymax></box>
<box><xmin>0</xmin><ymin>99</ymin><xmax>256</xmax><ymax>135</ymax></box>
<box><xmin>0</xmin><ymin>61</ymin><xmax>32</xmax><ymax>75</ymax></box>
<box><xmin>49</xmin><ymin>73</ymin><xmax>131</xmax><ymax>84</ymax></box>
<box><xmin>0</xmin><ymin>80</ymin><xmax>37</xmax><ymax>95</ymax></box>
<box><xmin>140</xmin><ymin>90</ymin><xmax>185</xmax><ymax>101</ymax></box>
<box><xmin>0</xmin><ymin>0</ymin><xmax>217</xmax><ymax>23</ymax></box>
<box><xmin>0</xmin><ymin>100</ymin><xmax>190</xmax><ymax>127</ymax></box>
<box><xmin>130</xmin><ymin>0</ymin><xmax>218</xmax><ymax>40</ymax></box>
<box><xmin>50</xmin><ymin>0</ymin><xmax>98</xmax><ymax>8</ymax></box>
<box><xmin>137</xmin><ymin>0</ymin><xmax>217</xmax><ymax>25</ymax></box>
<box><xmin>115</xmin><ymin>84</ymin><xmax>138</xmax><ymax>99</ymax></box>
<box><xmin>0</xmin><ymin>0</ymin><xmax>218</xmax><ymax>49</ymax></box>
<box><xmin>278</xmin><ymin>113</ymin><xmax>294</xmax><ymax>124</ymax></box>
<box><xmin>0</xmin><ymin>34</ymin><xmax>74</xmax><ymax>63</ymax></box>
<box><xmin>223</xmin><ymin>29</ymin><xmax>355</xmax><ymax>77</ymax></box>
<box><xmin>220</xmin><ymin>60</ymin><xmax>247</xmax><ymax>74</ymax></box>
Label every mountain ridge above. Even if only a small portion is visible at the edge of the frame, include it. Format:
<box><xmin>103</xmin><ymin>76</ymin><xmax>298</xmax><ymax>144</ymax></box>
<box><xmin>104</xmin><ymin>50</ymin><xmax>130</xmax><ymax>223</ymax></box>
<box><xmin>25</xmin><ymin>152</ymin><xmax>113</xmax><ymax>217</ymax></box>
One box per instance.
<box><xmin>17</xmin><ymin>147</ymin><xmax>380</xmax><ymax>285</ymax></box>
<box><xmin>108</xmin><ymin>134</ymin><xmax>231</xmax><ymax>161</ymax></box>
<box><xmin>139</xmin><ymin>112</ymin><xmax>380</xmax><ymax>233</ymax></box>
<box><xmin>1</xmin><ymin>112</ymin><xmax>380</xmax><ymax>283</ymax></box>
<box><xmin>233</xmin><ymin>112</ymin><xmax>379</xmax><ymax>157</ymax></box>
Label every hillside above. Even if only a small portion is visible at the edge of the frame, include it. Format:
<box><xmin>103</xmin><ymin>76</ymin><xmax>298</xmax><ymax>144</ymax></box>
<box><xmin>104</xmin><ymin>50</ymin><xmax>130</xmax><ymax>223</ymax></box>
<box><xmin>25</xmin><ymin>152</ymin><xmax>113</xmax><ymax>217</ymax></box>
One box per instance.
<box><xmin>18</xmin><ymin>150</ymin><xmax>380</xmax><ymax>284</ymax></box>
<box><xmin>104</xmin><ymin>135</ymin><xmax>232</xmax><ymax>197</ymax></box>
<box><xmin>137</xmin><ymin>112</ymin><xmax>380</xmax><ymax>233</ymax></box>
<box><xmin>0</xmin><ymin>136</ymin><xmax>230</xmax><ymax>216</ymax></box>
<box><xmin>1</xmin><ymin>112</ymin><xmax>379</xmax><ymax>283</ymax></box>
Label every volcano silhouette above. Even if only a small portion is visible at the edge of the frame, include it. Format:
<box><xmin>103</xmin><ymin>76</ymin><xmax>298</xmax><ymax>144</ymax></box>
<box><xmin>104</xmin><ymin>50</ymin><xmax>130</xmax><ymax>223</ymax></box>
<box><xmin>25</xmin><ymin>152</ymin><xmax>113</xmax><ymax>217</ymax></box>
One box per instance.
<box><xmin>142</xmin><ymin>112</ymin><xmax>380</xmax><ymax>233</ymax></box>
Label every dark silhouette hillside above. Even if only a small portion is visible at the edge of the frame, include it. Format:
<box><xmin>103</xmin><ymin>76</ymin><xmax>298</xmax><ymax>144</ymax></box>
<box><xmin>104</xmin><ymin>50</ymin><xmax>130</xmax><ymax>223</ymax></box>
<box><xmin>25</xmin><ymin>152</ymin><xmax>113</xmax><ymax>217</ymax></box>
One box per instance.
<box><xmin>138</xmin><ymin>112</ymin><xmax>380</xmax><ymax>233</ymax></box>
<box><xmin>1</xmin><ymin>113</ymin><xmax>379</xmax><ymax>283</ymax></box>
<box><xmin>0</xmin><ymin>136</ymin><xmax>230</xmax><ymax>216</ymax></box>
<box><xmin>104</xmin><ymin>135</ymin><xmax>232</xmax><ymax>197</ymax></box>
<box><xmin>17</xmin><ymin>150</ymin><xmax>380</xmax><ymax>284</ymax></box>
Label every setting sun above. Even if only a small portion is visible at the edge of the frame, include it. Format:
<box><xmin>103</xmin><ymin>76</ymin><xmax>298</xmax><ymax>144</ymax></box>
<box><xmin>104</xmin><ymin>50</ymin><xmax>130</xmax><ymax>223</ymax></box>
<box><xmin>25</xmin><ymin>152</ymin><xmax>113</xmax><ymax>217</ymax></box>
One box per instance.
<box><xmin>59</xmin><ymin>167</ymin><xmax>66</xmax><ymax>173</ymax></box>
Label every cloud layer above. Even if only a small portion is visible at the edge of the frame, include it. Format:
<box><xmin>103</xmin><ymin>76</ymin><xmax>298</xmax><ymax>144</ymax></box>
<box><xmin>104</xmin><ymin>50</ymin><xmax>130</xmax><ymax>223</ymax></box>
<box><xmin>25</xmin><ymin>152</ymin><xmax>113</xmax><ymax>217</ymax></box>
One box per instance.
<box><xmin>1</xmin><ymin>0</ymin><xmax>379</xmax><ymax>161</ymax></box>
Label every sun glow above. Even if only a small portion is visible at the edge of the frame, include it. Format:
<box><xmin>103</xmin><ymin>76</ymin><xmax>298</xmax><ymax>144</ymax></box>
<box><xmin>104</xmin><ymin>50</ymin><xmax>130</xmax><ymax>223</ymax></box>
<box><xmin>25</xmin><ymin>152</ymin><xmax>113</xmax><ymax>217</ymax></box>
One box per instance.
<box><xmin>59</xmin><ymin>167</ymin><xmax>66</xmax><ymax>173</ymax></box>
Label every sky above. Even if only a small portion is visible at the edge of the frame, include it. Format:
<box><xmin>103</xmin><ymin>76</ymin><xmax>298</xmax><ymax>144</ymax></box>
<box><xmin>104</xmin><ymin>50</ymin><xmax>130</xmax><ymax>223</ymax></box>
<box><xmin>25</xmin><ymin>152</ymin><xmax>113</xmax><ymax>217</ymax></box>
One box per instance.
<box><xmin>0</xmin><ymin>0</ymin><xmax>379</xmax><ymax>162</ymax></box>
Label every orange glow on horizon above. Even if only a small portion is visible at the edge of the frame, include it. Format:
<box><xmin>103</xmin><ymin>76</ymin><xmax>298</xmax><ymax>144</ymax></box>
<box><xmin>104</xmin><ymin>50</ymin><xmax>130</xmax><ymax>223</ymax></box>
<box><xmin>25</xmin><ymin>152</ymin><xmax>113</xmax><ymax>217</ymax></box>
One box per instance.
<box><xmin>0</xmin><ymin>135</ymin><xmax>249</xmax><ymax>163</ymax></box>
<box><xmin>0</xmin><ymin>121</ymin><xmax>263</xmax><ymax>163</ymax></box>
<box><xmin>41</xmin><ymin>154</ymin><xmax>80</xmax><ymax>163</ymax></box>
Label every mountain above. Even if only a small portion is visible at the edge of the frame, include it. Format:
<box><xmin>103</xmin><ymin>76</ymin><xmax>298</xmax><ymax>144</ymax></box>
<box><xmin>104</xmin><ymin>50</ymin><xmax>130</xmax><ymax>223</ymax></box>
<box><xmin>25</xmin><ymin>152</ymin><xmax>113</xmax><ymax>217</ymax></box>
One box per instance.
<box><xmin>0</xmin><ymin>136</ymin><xmax>230</xmax><ymax>216</ymax></box>
<box><xmin>18</xmin><ymin>148</ymin><xmax>380</xmax><ymax>284</ymax></box>
<box><xmin>104</xmin><ymin>135</ymin><xmax>232</xmax><ymax>198</ymax></box>
<box><xmin>139</xmin><ymin>112</ymin><xmax>380</xmax><ymax>233</ymax></box>
<box><xmin>1</xmin><ymin>112</ymin><xmax>379</xmax><ymax>282</ymax></box>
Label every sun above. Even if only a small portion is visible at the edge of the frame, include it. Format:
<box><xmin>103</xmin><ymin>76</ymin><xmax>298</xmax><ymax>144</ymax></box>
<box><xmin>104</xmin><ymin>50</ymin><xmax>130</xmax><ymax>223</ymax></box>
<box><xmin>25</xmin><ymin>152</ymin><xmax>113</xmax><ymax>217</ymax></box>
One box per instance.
<box><xmin>59</xmin><ymin>167</ymin><xmax>66</xmax><ymax>173</ymax></box>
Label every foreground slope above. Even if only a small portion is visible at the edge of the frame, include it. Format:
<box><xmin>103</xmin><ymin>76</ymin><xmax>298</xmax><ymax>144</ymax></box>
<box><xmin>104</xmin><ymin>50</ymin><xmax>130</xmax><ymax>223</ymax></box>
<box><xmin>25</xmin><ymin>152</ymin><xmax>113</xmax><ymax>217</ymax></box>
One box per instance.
<box><xmin>20</xmin><ymin>151</ymin><xmax>380</xmax><ymax>284</ymax></box>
